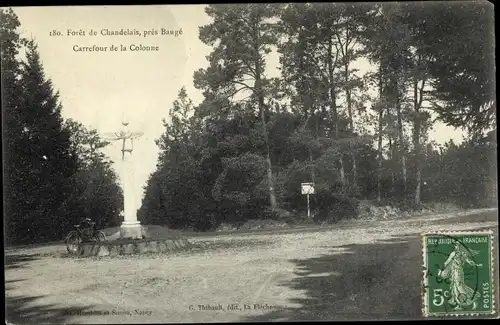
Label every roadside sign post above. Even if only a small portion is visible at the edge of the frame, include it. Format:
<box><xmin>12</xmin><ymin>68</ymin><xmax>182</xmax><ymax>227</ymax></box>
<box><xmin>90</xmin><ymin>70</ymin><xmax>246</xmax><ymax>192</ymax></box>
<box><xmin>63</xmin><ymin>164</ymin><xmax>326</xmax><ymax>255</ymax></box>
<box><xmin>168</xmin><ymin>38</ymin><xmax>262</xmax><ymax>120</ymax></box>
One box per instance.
<box><xmin>301</xmin><ymin>182</ymin><xmax>315</xmax><ymax>219</ymax></box>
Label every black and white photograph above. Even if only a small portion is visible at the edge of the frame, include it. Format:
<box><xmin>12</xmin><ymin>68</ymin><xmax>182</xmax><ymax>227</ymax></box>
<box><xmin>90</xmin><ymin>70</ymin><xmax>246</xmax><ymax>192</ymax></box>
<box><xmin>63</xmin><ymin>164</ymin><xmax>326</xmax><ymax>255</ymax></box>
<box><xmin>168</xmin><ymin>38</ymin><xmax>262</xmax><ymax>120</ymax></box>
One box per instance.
<box><xmin>3</xmin><ymin>2</ymin><xmax>498</xmax><ymax>323</ymax></box>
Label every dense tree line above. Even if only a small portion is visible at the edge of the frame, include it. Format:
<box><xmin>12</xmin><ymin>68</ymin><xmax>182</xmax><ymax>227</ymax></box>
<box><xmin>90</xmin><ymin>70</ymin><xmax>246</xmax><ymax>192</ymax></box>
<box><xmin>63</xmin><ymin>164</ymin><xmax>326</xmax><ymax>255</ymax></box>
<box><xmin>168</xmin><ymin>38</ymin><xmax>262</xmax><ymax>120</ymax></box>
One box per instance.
<box><xmin>2</xmin><ymin>8</ymin><xmax>123</xmax><ymax>245</ymax></box>
<box><xmin>139</xmin><ymin>2</ymin><xmax>496</xmax><ymax>230</ymax></box>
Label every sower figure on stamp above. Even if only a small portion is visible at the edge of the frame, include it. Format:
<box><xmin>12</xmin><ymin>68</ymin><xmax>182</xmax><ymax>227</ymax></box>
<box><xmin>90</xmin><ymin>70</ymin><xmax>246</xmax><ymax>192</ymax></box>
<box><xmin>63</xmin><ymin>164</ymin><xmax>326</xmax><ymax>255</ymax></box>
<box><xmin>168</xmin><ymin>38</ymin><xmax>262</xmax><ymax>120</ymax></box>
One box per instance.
<box><xmin>438</xmin><ymin>242</ymin><xmax>483</xmax><ymax>311</ymax></box>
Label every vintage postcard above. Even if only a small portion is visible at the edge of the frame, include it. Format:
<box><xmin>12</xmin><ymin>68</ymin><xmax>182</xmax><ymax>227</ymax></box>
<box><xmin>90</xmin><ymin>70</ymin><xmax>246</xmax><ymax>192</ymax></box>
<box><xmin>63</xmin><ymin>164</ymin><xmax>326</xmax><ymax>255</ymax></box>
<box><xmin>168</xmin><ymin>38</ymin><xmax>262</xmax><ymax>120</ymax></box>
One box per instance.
<box><xmin>3</xmin><ymin>2</ymin><xmax>498</xmax><ymax>323</ymax></box>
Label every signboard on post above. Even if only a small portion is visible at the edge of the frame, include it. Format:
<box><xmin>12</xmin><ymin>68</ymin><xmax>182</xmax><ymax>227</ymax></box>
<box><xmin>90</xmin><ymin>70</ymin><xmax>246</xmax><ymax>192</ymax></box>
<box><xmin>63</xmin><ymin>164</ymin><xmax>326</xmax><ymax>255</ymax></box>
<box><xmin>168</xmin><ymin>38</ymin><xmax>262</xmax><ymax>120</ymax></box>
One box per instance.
<box><xmin>301</xmin><ymin>182</ymin><xmax>314</xmax><ymax>218</ymax></box>
<box><xmin>301</xmin><ymin>183</ymin><xmax>315</xmax><ymax>195</ymax></box>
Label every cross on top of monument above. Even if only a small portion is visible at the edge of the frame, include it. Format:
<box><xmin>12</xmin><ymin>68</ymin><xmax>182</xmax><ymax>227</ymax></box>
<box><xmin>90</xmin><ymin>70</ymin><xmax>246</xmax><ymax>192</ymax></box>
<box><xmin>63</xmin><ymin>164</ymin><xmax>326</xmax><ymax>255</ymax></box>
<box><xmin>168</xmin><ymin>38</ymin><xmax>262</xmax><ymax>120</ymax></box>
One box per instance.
<box><xmin>101</xmin><ymin>118</ymin><xmax>144</xmax><ymax>161</ymax></box>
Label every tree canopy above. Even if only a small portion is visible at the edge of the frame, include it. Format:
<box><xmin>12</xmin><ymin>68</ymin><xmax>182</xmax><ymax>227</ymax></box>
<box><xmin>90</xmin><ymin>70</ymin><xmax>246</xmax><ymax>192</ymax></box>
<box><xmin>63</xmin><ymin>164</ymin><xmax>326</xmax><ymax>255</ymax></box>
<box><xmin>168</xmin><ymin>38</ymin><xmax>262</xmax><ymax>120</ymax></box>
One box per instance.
<box><xmin>139</xmin><ymin>3</ymin><xmax>496</xmax><ymax>231</ymax></box>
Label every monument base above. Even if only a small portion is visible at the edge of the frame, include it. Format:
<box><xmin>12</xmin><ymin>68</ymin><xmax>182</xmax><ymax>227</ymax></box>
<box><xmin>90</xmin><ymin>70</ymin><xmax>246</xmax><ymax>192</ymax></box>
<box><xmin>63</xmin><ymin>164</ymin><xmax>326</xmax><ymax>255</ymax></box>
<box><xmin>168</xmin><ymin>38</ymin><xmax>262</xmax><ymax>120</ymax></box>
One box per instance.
<box><xmin>120</xmin><ymin>222</ymin><xmax>143</xmax><ymax>239</ymax></box>
<box><xmin>74</xmin><ymin>237</ymin><xmax>193</xmax><ymax>257</ymax></box>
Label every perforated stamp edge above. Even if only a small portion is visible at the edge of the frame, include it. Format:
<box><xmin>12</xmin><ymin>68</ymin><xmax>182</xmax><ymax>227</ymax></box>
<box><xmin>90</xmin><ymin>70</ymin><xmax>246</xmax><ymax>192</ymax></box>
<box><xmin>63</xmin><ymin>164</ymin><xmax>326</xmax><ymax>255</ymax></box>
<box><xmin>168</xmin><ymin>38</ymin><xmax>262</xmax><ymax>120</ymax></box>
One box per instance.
<box><xmin>421</xmin><ymin>229</ymin><xmax>495</xmax><ymax>318</ymax></box>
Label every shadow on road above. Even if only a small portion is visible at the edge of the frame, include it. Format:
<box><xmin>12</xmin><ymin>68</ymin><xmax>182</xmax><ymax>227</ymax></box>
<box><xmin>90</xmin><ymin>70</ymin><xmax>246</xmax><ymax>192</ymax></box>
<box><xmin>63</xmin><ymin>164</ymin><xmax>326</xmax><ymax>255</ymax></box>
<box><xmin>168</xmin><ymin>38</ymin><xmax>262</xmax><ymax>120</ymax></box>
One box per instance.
<box><xmin>244</xmin><ymin>217</ymin><xmax>499</xmax><ymax>322</ymax></box>
<box><xmin>6</xmin><ymin>292</ymin><xmax>96</xmax><ymax>325</ymax></box>
<box><xmin>5</xmin><ymin>253</ymin><xmax>41</xmax><ymax>270</ymax></box>
<box><xmin>243</xmin><ymin>233</ymin><xmax>424</xmax><ymax>322</ymax></box>
<box><xmin>6</xmin><ymin>262</ymin><xmax>97</xmax><ymax>324</ymax></box>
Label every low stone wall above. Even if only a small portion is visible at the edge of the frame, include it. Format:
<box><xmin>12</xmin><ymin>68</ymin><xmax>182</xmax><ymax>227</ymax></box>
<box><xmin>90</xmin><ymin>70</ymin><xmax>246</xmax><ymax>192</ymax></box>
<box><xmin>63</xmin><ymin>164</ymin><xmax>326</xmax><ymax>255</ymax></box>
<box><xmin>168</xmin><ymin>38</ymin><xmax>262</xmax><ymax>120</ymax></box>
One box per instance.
<box><xmin>77</xmin><ymin>238</ymin><xmax>191</xmax><ymax>257</ymax></box>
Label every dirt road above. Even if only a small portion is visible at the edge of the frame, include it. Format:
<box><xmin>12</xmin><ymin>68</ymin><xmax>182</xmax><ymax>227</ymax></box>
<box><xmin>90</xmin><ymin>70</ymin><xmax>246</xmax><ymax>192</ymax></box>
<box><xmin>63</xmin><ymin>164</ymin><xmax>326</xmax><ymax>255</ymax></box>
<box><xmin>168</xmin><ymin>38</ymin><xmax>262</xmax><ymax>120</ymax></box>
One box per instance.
<box><xmin>5</xmin><ymin>209</ymin><xmax>499</xmax><ymax>323</ymax></box>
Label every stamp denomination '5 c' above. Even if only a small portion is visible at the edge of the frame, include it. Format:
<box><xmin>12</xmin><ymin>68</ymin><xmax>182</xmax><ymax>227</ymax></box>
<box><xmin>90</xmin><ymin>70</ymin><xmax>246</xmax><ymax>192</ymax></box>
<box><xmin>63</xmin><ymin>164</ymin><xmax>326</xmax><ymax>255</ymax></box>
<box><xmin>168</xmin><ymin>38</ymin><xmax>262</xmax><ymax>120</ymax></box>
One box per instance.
<box><xmin>421</xmin><ymin>230</ymin><xmax>495</xmax><ymax>317</ymax></box>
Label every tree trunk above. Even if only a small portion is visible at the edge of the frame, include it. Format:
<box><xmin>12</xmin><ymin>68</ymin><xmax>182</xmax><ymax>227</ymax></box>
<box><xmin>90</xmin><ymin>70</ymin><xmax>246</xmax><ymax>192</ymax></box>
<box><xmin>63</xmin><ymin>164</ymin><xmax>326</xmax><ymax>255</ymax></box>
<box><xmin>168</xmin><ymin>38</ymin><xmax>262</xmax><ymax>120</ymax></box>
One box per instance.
<box><xmin>305</xmin><ymin>112</ymin><xmax>316</xmax><ymax>185</ymax></box>
<box><xmin>415</xmin><ymin>163</ymin><xmax>421</xmax><ymax>205</ymax></box>
<box><xmin>257</xmin><ymin>80</ymin><xmax>277</xmax><ymax>210</ymax></box>
<box><xmin>413</xmin><ymin>70</ymin><xmax>421</xmax><ymax>206</ymax></box>
<box><xmin>309</xmin><ymin>146</ymin><xmax>315</xmax><ymax>184</ymax></box>
<box><xmin>344</xmin><ymin>44</ymin><xmax>357</xmax><ymax>191</ymax></box>
<box><xmin>395</xmin><ymin>82</ymin><xmax>407</xmax><ymax>192</ymax></box>
<box><xmin>351</xmin><ymin>150</ymin><xmax>357</xmax><ymax>191</ymax></box>
<box><xmin>389</xmin><ymin>136</ymin><xmax>395</xmax><ymax>194</ymax></box>
<box><xmin>377</xmin><ymin>65</ymin><xmax>384</xmax><ymax>203</ymax></box>
<box><xmin>377</xmin><ymin>110</ymin><xmax>384</xmax><ymax>203</ymax></box>
<box><xmin>328</xmin><ymin>38</ymin><xmax>345</xmax><ymax>190</ymax></box>
<box><xmin>254</xmin><ymin>33</ymin><xmax>277</xmax><ymax>210</ymax></box>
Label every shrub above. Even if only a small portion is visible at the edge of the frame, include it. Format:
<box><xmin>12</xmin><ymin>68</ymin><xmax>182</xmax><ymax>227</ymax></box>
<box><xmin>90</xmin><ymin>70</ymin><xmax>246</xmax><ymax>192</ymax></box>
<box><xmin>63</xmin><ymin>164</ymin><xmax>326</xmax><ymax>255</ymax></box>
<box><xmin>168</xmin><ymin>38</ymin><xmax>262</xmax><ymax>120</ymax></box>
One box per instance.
<box><xmin>313</xmin><ymin>194</ymin><xmax>360</xmax><ymax>224</ymax></box>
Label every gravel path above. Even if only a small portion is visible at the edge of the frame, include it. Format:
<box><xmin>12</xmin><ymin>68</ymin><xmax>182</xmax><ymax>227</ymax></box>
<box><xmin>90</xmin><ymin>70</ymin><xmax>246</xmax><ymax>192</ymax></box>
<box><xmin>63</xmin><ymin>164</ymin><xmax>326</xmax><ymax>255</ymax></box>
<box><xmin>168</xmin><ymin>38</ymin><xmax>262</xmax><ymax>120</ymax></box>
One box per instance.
<box><xmin>5</xmin><ymin>209</ymin><xmax>498</xmax><ymax>323</ymax></box>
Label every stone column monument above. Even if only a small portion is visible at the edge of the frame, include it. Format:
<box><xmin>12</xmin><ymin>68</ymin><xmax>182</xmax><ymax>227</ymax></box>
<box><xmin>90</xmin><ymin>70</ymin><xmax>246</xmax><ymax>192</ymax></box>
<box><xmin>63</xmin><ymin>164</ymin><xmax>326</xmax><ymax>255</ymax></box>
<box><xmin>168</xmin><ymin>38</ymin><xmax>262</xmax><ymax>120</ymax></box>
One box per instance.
<box><xmin>102</xmin><ymin>119</ymin><xmax>144</xmax><ymax>239</ymax></box>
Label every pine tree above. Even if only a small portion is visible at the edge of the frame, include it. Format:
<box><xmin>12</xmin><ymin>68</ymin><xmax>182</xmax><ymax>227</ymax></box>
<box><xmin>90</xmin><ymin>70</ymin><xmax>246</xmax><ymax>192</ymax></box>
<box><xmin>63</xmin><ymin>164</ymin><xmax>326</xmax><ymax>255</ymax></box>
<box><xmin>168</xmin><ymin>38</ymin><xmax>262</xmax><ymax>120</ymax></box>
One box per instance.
<box><xmin>193</xmin><ymin>4</ymin><xmax>282</xmax><ymax>210</ymax></box>
<box><xmin>14</xmin><ymin>39</ymin><xmax>78</xmax><ymax>243</ymax></box>
<box><xmin>2</xmin><ymin>8</ymin><xmax>26</xmax><ymax>244</ymax></box>
<box><xmin>416</xmin><ymin>1</ymin><xmax>495</xmax><ymax>135</ymax></box>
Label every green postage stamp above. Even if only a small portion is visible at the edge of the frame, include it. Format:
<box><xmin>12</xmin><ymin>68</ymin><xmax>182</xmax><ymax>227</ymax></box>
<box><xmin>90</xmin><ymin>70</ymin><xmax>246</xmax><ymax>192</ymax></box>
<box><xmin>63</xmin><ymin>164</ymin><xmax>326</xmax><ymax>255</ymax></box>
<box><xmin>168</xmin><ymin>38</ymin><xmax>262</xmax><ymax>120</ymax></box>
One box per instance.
<box><xmin>421</xmin><ymin>230</ymin><xmax>495</xmax><ymax>317</ymax></box>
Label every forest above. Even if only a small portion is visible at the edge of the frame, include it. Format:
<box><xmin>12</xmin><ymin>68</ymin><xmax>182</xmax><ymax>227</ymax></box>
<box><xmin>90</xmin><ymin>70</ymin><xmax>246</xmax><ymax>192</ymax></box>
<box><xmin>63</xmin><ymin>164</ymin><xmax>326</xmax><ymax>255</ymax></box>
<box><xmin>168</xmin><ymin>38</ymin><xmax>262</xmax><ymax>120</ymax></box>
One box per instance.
<box><xmin>138</xmin><ymin>3</ymin><xmax>496</xmax><ymax>230</ymax></box>
<box><xmin>2</xmin><ymin>3</ymin><xmax>497</xmax><ymax>244</ymax></box>
<box><xmin>2</xmin><ymin>9</ymin><xmax>123</xmax><ymax>245</ymax></box>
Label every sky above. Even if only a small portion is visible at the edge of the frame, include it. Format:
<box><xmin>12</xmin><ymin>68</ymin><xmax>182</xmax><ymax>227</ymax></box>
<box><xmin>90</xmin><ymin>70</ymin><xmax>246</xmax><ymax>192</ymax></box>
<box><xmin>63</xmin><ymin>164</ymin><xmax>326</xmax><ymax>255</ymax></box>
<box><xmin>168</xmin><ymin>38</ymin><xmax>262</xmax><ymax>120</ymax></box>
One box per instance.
<box><xmin>12</xmin><ymin>5</ymin><xmax>466</xmax><ymax>208</ymax></box>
